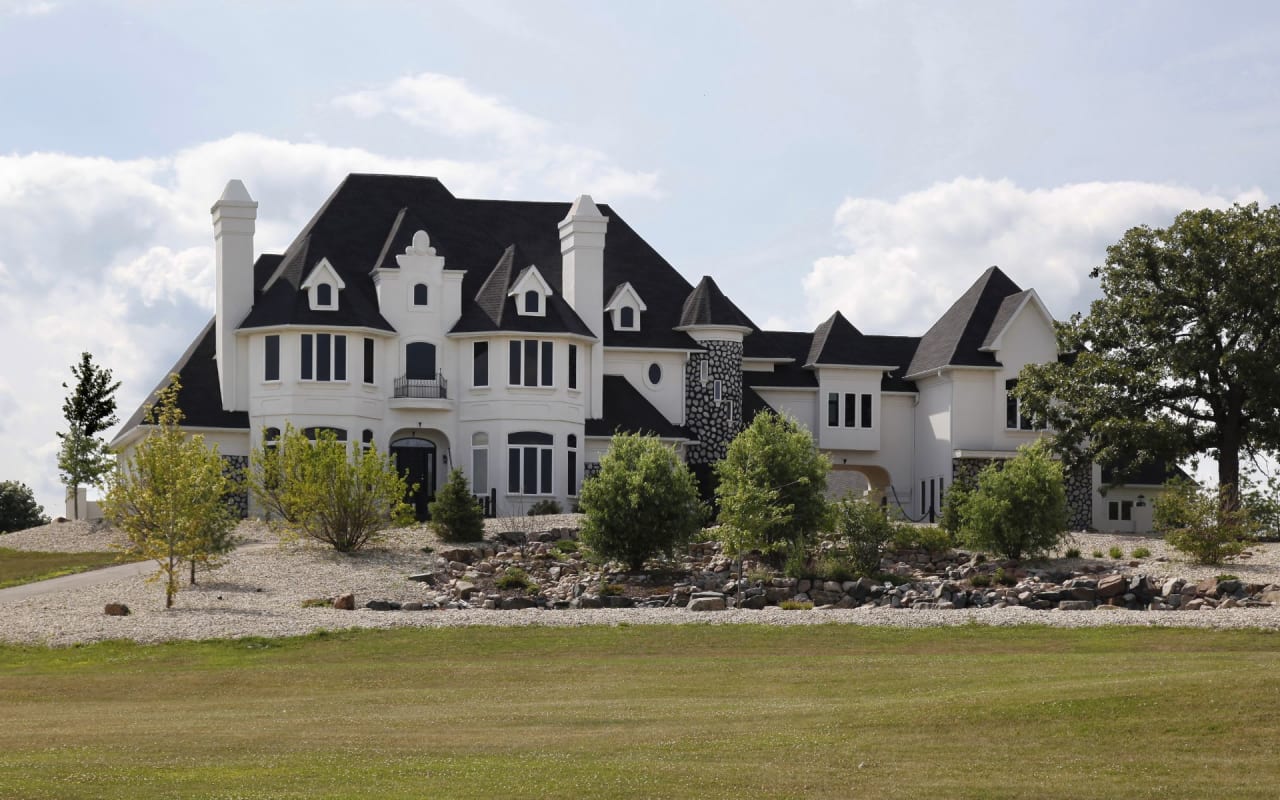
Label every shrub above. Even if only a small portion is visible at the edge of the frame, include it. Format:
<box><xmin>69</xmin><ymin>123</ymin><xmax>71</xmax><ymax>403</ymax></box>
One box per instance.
<box><xmin>893</xmin><ymin>524</ymin><xmax>953</xmax><ymax>554</ymax></box>
<box><xmin>1216</xmin><ymin>573</ymin><xmax>1239</xmax><ymax>583</ymax></box>
<box><xmin>714</xmin><ymin>412</ymin><xmax>829</xmax><ymax>558</ymax></box>
<box><xmin>1154</xmin><ymin>481</ymin><xmax>1250</xmax><ymax>565</ymax></box>
<box><xmin>813</xmin><ymin>553</ymin><xmax>856</xmax><ymax>583</ymax></box>
<box><xmin>599</xmin><ymin>582</ymin><xmax>624</xmax><ymax>597</ymax></box>
<box><xmin>939</xmin><ymin>479</ymin><xmax>971</xmax><ymax>540</ymax></box>
<box><xmin>779</xmin><ymin>599</ymin><xmax>813</xmax><ymax>610</ymax></box>
<box><xmin>1108</xmin><ymin>546</ymin><xmax>1124</xmax><ymax>559</ymax></box>
<box><xmin>834</xmin><ymin>495</ymin><xmax>896</xmax><ymax>577</ymax></box>
<box><xmin>553</xmin><ymin>539</ymin><xmax>579</xmax><ymax>555</ymax></box>
<box><xmin>495</xmin><ymin>567</ymin><xmax>535</xmax><ymax>591</ymax></box>
<box><xmin>958</xmin><ymin>442</ymin><xmax>1068</xmax><ymax>560</ymax></box>
<box><xmin>1064</xmin><ymin>547</ymin><xmax>1082</xmax><ymax>559</ymax></box>
<box><xmin>969</xmin><ymin>573</ymin><xmax>992</xmax><ymax>587</ymax></box>
<box><xmin>1091</xmin><ymin>550</ymin><xmax>1104</xmax><ymax>559</ymax></box>
<box><xmin>1131</xmin><ymin>546</ymin><xmax>1151</xmax><ymax>559</ymax></box>
<box><xmin>993</xmin><ymin>567</ymin><xmax>1016</xmax><ymax>587</ymax></box>
<box><xmin>526</xmin><ymin>499</ymin><xmax>563</xmax><ymax>516</ymax></box>
<box><xmin>428</xmin><ymin>469</ymin><xmax>486</xmax><ymax>543</ymax></box>
<box><xmin>0</xmin><ymin>480</ymin><xmax>48</xmax><ymax>533</ymax></box>
<box><xmin>250</xmin><ymin>424</ymin><xmax>414</xmax><ymax>553</ymax></box>
<box><xmin>579</xmin><ymin>433</ymin><xmax>705</xmax><ymax>571</ymax></box>
<box><xmin>301</xmin><ymin>597</ymin><xmax>333</xmax><ymax>608</ymax></box>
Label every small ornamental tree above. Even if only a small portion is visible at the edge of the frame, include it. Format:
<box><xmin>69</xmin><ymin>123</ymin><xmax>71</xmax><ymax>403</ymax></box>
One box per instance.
<box><xmin>715</xmin><ymin>412</ymin><xmax>829</xmax><ymax>557</ymax></box>
<box><xmin>249</xmin><ymin>425</ymin><xmax>414</xmax><ymax>553</ymax></box>
<box><xmin>1153</xmin><ymin>481</ymin><xmax>1250</xmax><ymax>565</ymax></box>
<box><xmin>429</xmin><ymin>468</ymin><xmax>486</xmax><ymax>543</ymax></box>
<box><xmin>834</xmin><ymin>493</ymin><xmax>896</xmax><ymax>577</ymax></box>
<box><xmin>57</xmin><ymin>352</ymin><xmax>120</xmax><ymax>519</ymax></box>
<box><xmin>958</xmin><ymin>441</ymin><xmax>1068</xmax><ymax>560</ymax></box>
<box><xmin>102</xmin><ymin>377</ymin><xmax>238</xmax><ymax>608</ymax></box>
<box><xmin>579</xmin><ymin>433</ymin><xmax>705</xmax><ymax>571</ymax></box>
<box><xmin>0</xmin><ymin>480</ymin><xmax>49</xmax><ymax>533</ymax></box>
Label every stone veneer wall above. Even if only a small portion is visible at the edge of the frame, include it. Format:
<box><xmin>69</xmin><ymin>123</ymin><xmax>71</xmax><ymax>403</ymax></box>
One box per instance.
<box><xmin>952</xmin><ymin>456</ymin><xmax>1094</xmax><ymax>532</ymax></box>
<box><xmin>223</xmin><ymin>454</ymin><xmax>249</xmax><ymax>519</ymax></box>
<box><xmin>683</xmin><ymin>340</ymin><xmax>743</xmax><ymax>465</ymax></box>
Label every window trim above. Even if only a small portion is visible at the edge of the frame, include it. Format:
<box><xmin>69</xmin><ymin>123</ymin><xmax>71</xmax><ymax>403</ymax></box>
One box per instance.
<box><xmin>412</xmin><ymin>282</ymin><xmax>429</xmax><ymax>307</ymax></box>
<box><xmin>300</xmin><ymin>333</ymin><xmax>348</xmax><ymax>383</ymax></box>
<box><xmin>566</xmin><ymin>433</ymin><xmax>579</xmax><ymax>497</ymax></box>
<box><xmin>264</xmin><ymin>334</ymin><xmax>280</xmax><ymax>382</ymax></box>
<box><xmin>507</xmin><ymin>431</ymin><xmax>554</xmax><ymax>496</ymax></box>
<box><xmin>363</xmin><ymin>337</ymin><xmax>375</xmax><ymax>385</ymax></box>
<box><xmin>567</xmin><ymin>344</ymin><xmax>578</xmax><ymax>391</ymax></box>
<box><xmin>507</xmin><ymin>338</ymin><xmax>555</xmax><ymax>388</ymax></box>
<box><xmin>473</xmin><ymin>341</ymin><xmax>490</xmax><ymax>388</ymax></box>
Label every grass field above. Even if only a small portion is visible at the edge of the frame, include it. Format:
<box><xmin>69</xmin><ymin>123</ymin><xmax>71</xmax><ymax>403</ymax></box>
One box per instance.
<box><xmin>2</xmin><ymin>624</ymin><xmax>1279</xmax><ymax>799</ymax></box>
<box><xmin>0</xmin><ymin>547</ymin><xmax>121</xmax><ymax>589</ymax></box>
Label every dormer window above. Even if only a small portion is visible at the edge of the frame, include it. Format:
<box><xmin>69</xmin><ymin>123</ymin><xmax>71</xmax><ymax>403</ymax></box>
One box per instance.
<box><xmin>508</xmin><ymin>264</ymin><xmax>552</xmax><ymax>318</ymax></box>
<box><xmin>413</xmin><ymin>283</ymin><xmax>429</xmax><ymax>306</ymax></box>
<box><xmin>301</xmin><ymin>258</ymin><xmax>345</xmax><ymax>311</ymax></box>
<box><xmin>605</xmin><ymin>281</ymin><xmax>647</xmax><ymax>331</ymax></box>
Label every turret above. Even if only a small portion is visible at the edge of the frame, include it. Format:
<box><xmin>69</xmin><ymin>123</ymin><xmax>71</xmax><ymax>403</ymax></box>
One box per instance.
<box><xmin>212</xmin><ymin>179</ymin><xmax>257</xmax><ymax>411</ymax></box>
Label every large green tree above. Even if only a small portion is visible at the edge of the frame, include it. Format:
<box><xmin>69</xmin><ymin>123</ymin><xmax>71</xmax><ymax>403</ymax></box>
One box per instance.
<box><xmin>0</xmin><ymin>480</ymin><xmax>48</xmax><ymax>533</ymax></box>
<box><xmin>1017</xmin><ymin>203</ymin><xmax>1280</xmax><ymax>510</ymax></box>
<box><xmin>57</xmin><ymin>352</ymin><xmax>120</xmax><ymax>518</ymax></box>
<box><xmin>102</xmin><ymin>378</ymin><xmax>238</xmax><ymax>608</ymax></box>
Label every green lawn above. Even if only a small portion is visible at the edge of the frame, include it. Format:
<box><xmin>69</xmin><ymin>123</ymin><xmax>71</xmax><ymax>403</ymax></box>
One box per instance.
<box><xmin>0</xmin><ymin>547</ymin><xmax>122</xmax><ymax>589</ymax></box>
<box><xmin>2</xmin><ymin>624</ymin><xmax>1279</xmax><ymax>799</ymax></box>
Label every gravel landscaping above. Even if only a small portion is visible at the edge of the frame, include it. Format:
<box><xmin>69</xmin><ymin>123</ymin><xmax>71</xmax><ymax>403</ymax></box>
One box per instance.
<box><xmin>6</xmin><ymin>515</ymin><xmax>1280</xmax><ymax>646</ymax></box>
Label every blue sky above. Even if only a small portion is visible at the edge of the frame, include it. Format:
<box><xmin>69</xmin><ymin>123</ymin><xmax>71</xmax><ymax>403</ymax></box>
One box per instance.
<box><xmin>1</xmin><ymin>0</ymin><xmax>1277</xmax><ymax>514</ymax></box>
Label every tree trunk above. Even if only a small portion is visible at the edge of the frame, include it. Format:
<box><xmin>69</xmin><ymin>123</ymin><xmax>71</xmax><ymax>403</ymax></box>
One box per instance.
<box><xmin>190</xmin><ymin>559</ymin><xmax>196</xmax><ymax>586</ymax></box>
<box><xmin>1218</xmin><ymin>412</ymin><xmax>1243</xmax><ymax>514</ymax></box>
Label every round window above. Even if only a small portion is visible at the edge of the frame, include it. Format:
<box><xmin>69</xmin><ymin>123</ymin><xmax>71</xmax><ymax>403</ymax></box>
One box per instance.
<box><xmin>647</xmin><ymin>363</ymin><xmax>662</xmax><ymax>385</ymax></box>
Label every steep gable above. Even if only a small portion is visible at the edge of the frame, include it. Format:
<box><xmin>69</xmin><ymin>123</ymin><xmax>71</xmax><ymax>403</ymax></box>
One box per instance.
<box><xmin>906</xmin><ymin>266</ymin><xmax>1024</xmax><ymax>377</ymax></box>
<box><xmin>677</xmin><ymin>275</ymin><xmax>756</xmax><ymax>330</ymax></box>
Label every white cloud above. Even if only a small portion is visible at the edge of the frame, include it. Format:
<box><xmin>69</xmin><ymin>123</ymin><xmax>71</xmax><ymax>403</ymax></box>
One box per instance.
<box><xmin>2</xmin><ymin>1</ymin><xmax>57</xmax><ymax>16</ymax></box>
<box><xmin>330</xmin><ymin>72</ymin><xmax>661</xmax><ymax>202</ymax></box>
<box><xmin>803</xmin><ymin>177</ymin><xmax>1268</xmax><ymax>334</ymax></box>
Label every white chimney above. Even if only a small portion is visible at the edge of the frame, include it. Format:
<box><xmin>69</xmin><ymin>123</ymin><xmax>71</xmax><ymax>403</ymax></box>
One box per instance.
<box><xmin>559</xmin><ymin>195</ymin><xmax>608</xmax><ymax>418</ymax></box>
<box><xmin>212</xmin><ymin>179</ymin><xmax>257</xmax><ymax>412</ymax></box>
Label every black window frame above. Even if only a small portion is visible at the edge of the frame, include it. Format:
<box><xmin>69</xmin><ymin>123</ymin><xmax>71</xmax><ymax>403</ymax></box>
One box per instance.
<box><xmin>507</xmin><ymin>431</ymin><xmax>554</xmax><ymax>496</ymax></box>
<box><xmin>300</xmin><ymin>333</ymin><xmax>346</xmax><ymax>382</ymax></box>
<box><xmin>568</xmin><ymin>344</ymin><xmax>578</xmax><ymax>390</ymax></box>
<box><xmin>413</xmin><ymin>283</ymin><xmax>429</xmax><ymax>306</ymax></box>
<box><xmin>264</xmin><ymin>334</ymin><xmax>280</xmax><ymax>381</ymax></box>
<box><xmin>508</xmin><ymin>339</ymin><xmax>554</xmax><ymax>387</ymax></box>
<box><xmin>316</xmin><ymin>283</ymin><xmax>332</xmax><ymax>307</ymax></box>
<box><xmin>363</xmin><ymin>337</ymin><xmax>375</xmax><ymax>385</ymax></box>
<box><xmin>473</xmin><ymin>341</ymin><xmax>489</xmax><ymax>387</ymax></box>
<box><xmin>860</xmin><ymin>394</ymin><xmax>873</xmax><ymax>429</ymax></box>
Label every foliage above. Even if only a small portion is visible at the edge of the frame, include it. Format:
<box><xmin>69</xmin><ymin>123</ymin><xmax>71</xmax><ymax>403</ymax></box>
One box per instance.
<box><xmin>1131</xmin><ymin>546</ymin><xmax>1151</xmax><ymax>559</ymax></box>
<box><xmin>811</xmin><ymin>553</ymin><xmax>856</xmax><ymax>583</ymax></box>
<box><xmin>969</xmin><ymin>573</ymin><xmax>992</xmax><ymax>588</ymax></box>
<box><xmin>714</xmin><ymin>412</ymin><xmax>829</xmax><ymax>557</ymax></box>
<box><xmin>301</xmin><ymin>597</ymin><xmax>334</xmax><ymax>608</ymax></box>
<box><xmin>57</xmin><ymin>352</ymin><xmax>121</xmax><ymax>518</ymax></box>
<box><xmin>578</xmin><ymin>433</ymin><xmax>705</xmax><ymax>571</ymax></box>
<box><xmin>1091</xmin><ymin>550</ymin><xmax>1104</xmax><ymax>559</ymax></box>
<box><xmin>834</xmin><ymin>494</ymin><xmax>896</xmax><ymax>577</ymax></box>
<box><xmin>102</xmin><ymin>378</ymin><xmax>238</xmax><ymax>608</ymax></box>
<box><xmin>1108</xmin><ymin>546</ymin><xmax>1123</xmax><ymax>560</ymax></box>
<box><xmin>939</xmin><ymin>479</ymin><xmax>971</xmax><ymax>540</ymax></box>
<box><xmin>993</xmin><ymin>567</ymin><xmax>1017</xmax><ymax>587</ymax></box>
<box><xmin>1154</xmin><ymin>481</ymin><xmax>1250</xmax><ymax>565</ymax></box>
<box><xmin>1064</xmin><ymin>547</ymin><xmax>1082</xmax><ymax>559</ymax></box>
<box><xmin>779</xmin><ymin>599</ymin><xmax>813</xmax><ymax>610</ymax></box>
<box><xmin>598</xmin><ymin>582</ymin><xmax>624</xmax><ymax>597</ymax></box>
<box><xmin>0</xmin><ymin>480</ymin><xmax>48</xmax><ymax>533</ymax></box>
<box><xmin>495</xmin><ymin>567</ymin><xmax>535</xmax><ymax>592</ymax></box>
<box><xmin>957</xmin><ymin>442</ymin><xmax>1069</xmax><ymax>560</ymax></box>
<box><xmin>1015</xmin><ymin>203</ymin><xmax>1280</xmax><ymax>511</ymax></box>
<box><xmin>553</xmin><ymin>539</ymin><xmax>579</xmax><ymax>554</ymax></box>
<box><xmin>250</xmin><ymin>424</ymin><xmax>414</xmax><ymax>553</ymax></box>
<box><xmin>892</xmin><ymin>524</ymin><xmax>954</xmax><ymax>554</ymax></box>
<box><xmin>526</xmin><ymin>499</ymin><xmax>563</xmax><ymax>516</ymax></box>
<box><xmin>428</xmin><ymin>468</ymin><xmax>485</xmax><ymax>543</ymax></box>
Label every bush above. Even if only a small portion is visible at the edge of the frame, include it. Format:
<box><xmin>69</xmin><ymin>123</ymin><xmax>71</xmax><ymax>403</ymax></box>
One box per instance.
<box><xmin>553</xmin><ymin>539</ymin><xmax>579</xmax><ymax>555</ymax></box>
<box><xmin>969</xmin><ymin>573</ymin><xmax>992</xmax><ymax>587</ymax></box>
<box><xmin>526</xmin><ymin>499</ymin><xmax>563</xmax><ymax>516</ymax></box>
<box><xmin>714</xmin><ymin>412</ymin><xmax>829</xmax><ymax>558</ymax></box>
<box><xmin>1108</xmin><ymin>546</ymin><xmax>1123</xmax><ymax>559</ymax></box>
<box><xmin>939</xmin><ymin>480</ymin><xmax>971</xmax><ymax>540</ymax></box>
<box><xmin>250</xmin><ymin>424</ymin><xmax>414</xmax><ymax>553</ymax></box>
<box><xmin>579</xmin><ymin>433</ymin><xmax>705</xmax><ymax>571</ymax></box>
<box><xmin>1064</xmin><ymin>547</ymin><xmax>1082</xmax><ymax>559</ymax></box>
<box><xmin>1131</xmin><ymin>546</ymin><xmax>1151</xmax><ymax>559</ymax></box>
<box><xmin>892</xmin><ymin>524</ymin><xmax>953</xmax><ymax>554</ymax></box>
<box><xmin>812</xmin><ymin>553</ymin><xmax>856</xmax><ymax>583</ymax></box>
<box><xmin>779</xmin><ymin>599</ymin><xmax>813</xmax><ymax>610</ymax></box>
<box><xmin>599</xmin><ymin>582</ymin><xmax>624</xmax><ymax>597</ymax></box>
<box><xmin>993</xmin><ymin>567</ymin><xmax>1017</xmax><ymax>587</ymax></box>
<box><xmin>301</xmin><ymin>597</ymin><xmax>333</xmax><ymax>608</ymax></box>
<box><xmin>428</xmin><ymin>469</ymin><xmax>486</xmax><ymax>543</ymax></box>
<box><xmin>958</xmin><ymin>442</ymin><xmax>1069</xmax><ymax>560</ymax></box>
<box><xmin>834</xmin><ymin>495</ymin><xmax>896</xmax><ymax>577</ymax></box>
<box><xmin>495</xmin><ymin>567</ymin><xmax>535</xmax><ymax>591</ymax></box>
<box><xmin>1091</xmin><ymin>550</ymin><xmax>1104</xmax><ymax>558</ymax></box>
<box><xmin>1154</xmin><ymin>481</ymin><xmax>1250</xmax><ymax>565</ymax></box>
<box><xmin>0</xmin><ymin>480</ymin><xmax>48</xmax><ymax>533</ymax></box>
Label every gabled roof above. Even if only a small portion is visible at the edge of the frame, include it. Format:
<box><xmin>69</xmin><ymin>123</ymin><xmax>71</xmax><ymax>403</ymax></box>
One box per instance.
<box><xmin>449</xmin><ymin>244</ymin><xmax>594</xmax><ymax>336</ymax></box>
<box><xmin>585</xmin><ymin>375</ymin><xmax>694</xmax><ymax>440</ymax></box>
<box><xmin>742</xmin><ymin>386</ymin><xmax>777</xmax><ymax>423</ymax></box>
<box><xmin>906</xmin><ymin>266</ymin><xmax>1024</xmax><ymax>377</ymax></box>
<box><xmin>678</xmin><ymin>275</ymin><xmax>756</xmax><ymax>330</ymax></box>
<box><xmin>805</xmin><ymin>311</ymin><xmax>863</xmax><ymax>366</ymax></box>
<box><xmin>113</xmin><ymin>317</ymin><xmax>250</xmax><ymax>445</ymax></box>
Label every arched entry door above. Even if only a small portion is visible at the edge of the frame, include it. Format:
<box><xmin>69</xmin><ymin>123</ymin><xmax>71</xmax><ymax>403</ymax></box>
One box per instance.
<box><xmin>391</xmin><ymin>437</ymin><xmax>436</xmax><ymax>521</ymax></box>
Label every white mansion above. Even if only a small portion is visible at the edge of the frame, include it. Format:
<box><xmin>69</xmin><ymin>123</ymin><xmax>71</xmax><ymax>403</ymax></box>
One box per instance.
<box><xmin>112</xmin><ymin>175</ymin><xmax>1169</xmax><ymax>532</ymax></box>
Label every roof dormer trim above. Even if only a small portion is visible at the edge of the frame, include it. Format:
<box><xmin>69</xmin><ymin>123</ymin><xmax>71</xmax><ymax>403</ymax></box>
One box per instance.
<box><xmin>509</xmin><ymin>264</ymin><xmax>553</xmax><ymax>317</ymax></box>
<box><xmin>300</xmin><ymin>258</ymin><xmax>346</xmax><ymax>311</ymax></box>
<box><xmin>979</xmin><ymin>289</ymin><xmax>1055</xmax><ymax>353</ymax></box>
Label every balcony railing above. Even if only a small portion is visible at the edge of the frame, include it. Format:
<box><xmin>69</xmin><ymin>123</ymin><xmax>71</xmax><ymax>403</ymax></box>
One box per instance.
<box><xmin>393</xmin><ymin>372</ymin><xmax>448</xmax><ymax>399</ymax></box>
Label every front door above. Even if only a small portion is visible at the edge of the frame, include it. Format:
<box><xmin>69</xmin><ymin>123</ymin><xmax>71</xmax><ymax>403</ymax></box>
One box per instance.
<box><xmin>392</xmin><ymin>438</ymin><xmax>436</xmax><ymax>521</ymax></box>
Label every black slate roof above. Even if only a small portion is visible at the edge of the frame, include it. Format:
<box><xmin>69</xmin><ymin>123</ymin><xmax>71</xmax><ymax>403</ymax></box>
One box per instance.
<box><xmin>906</xmin><ymin>266</ymin><xmax>1024</xmax><ymax>377</ymax></box>
<box><xmin>805</xmin><ymin>311</ymin><xmax>863</xmax><ymax>366</ymax></box>
<box><xmin>678</xmin><ymin>275</ymin><xmax>757</xmax><ymax>330</ymax></box>
<box><xmin>1102</xmin><ymin>460</ymin><xmax>1193</xmax><ymax>487</ymax></box>
<box><xmin>449</xmin><ymin>244</ymin><xmax>594</xmax><ymax>336</ymax></box>
<box><xmin>743</xmin><ymin>386</ymin><xmax>776</xmax><ymax>423</ymax></box>
<box><xmin>585</xmin><ymin>375</ymin><xmax>695</xmax><ymax>440</ymax></box>
<box><xmin>233</xmin><ymin>174</ymin><xmax>706</xmax><ymax>350</ymax></box>
<box><xmin>117</xmin><ymin>317</ymin><xmax>250</xmax><ymax>438</ymax></box>
<box><xmin>743</xmin><ymin>326</ymin><xmax>920</xmax><ymax>392</ymax></box>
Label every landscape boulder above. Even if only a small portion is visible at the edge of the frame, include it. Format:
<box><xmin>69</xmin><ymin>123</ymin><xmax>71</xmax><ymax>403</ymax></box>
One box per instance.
<box><xmin>103</xmin><ymin>603</ymin><xmax>130</xmax><ymax>616</ymax></box>
<box><xmin>333</xmin><ymin>593</ymin><xmax>356</xmax><ymax>610</ymax></box>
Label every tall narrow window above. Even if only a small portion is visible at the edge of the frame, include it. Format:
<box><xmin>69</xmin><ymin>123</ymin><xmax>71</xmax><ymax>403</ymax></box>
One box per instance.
<box><xmin>361</xmin><ymin>429</ymin><xmax>374</xmax><ymax>452</ymax></box>
<box><xmin>713</xmin><ymin>379</ymin><xmax>723</xmax><ymax>404</ymax></box>
<box><xmin>264</xmin><ymin>335</ymin><xmax>280</xmax><ymax>381</ymax></box>
<box><xmin>508</xmin><ymin>432</ymin><xmax>554</xmax><ymax>495</ymax></box>
<box><xmin>524</xmin><ymin>290</ymin><xmax>539</xmax><ymax>314</ymax></box>
<box><xmin>509</xmin><ymin>341</ymin><xmax>521</xmax><ymax>385</ymax></box>
<box><xmin>333</xmin><ymin>335</ymin><xmax>346</xmax><ymax>381</ymax></box>
<box><xmin>700</xmin><ymin>360</ymin><xmax>709</xmax><ymax>385</ymax></box>
<box><xmin>413</xmin><ymin>283</ymin><xmax>428</xmax><ymax>306</ymax></box>
<box><xmin>363</xmin><ymin>338</ymin><xmax>375</xmax><ymax>384</ymax></box>
<box><xmin>568</xmin><ymin>344</ymin><xmax>578</xmax><ymax>390</ymax></box>
<box><xmin>567</xmin><ymin>434</ymin><xmax>578</xmax><ymax>496</ymax></box>
<box><xmin>860</xmin><ymin>394</ymin><xmax>873</xmax><ymax>428</ymax></box>
<box><xmin>316</xmin><ymin>283</ymin><xmax>332</xmax><ymax>306</ymax></box>
<box><xmin>541</xmin><ymin>341</ymin><xmax>554</xmax><ymax>386</ymax></box>
<box><xmin>620</xmin><ymin>306</ymin><xmax>635</xmax><ymax>329</ymax></box>
<box><xmin>843</xmin><ymin>393</ymin><xmax>856</xmax><ymax>427</ymax></box>
<box><xmin>472</xmin><ymin>433</ymin><xmax>489</xmax><ymax>494</ymax></box>
<box><xmin>523</xmin><ymin>340</ymin><xmax>538</xmax><ymax>386</ymax></box>
<box><xmin>406</xmin><ymin>342</ymin><xmax>436</xmax><ymax>380</ymax></box>
<box><xmin>473</xmin><ymin>341</ymin><xmax>489</xmax><ymax>387</ymax></box>
<box><xmin>317</xmin><ymin>334</ymin><xmax>331</xmax><ymax>381</ymax></box>
<box><xmin>301</xmin><ymin>334</ymin><xmax>313</xmax><ymax>380</ymax></box>
<box><xmin>827</xmin><ymin>393</ymin><xmax>839</xmax><ymax>427</ymax></box>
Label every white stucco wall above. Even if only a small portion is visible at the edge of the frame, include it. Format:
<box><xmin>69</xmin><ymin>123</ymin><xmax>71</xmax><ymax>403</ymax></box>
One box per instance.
<box><xmin>602</xmin><ymin>348</ymin><xmax>688</xmax><ymax>423</ymax></box>
<box><xmin>815</xmin><ymin>367</ymin><xmax>884</xmax><ymax>451</ymax></box>
<box><xmin>753</xmin><ymin>388</ymin><xmax>817</xmax><ymax>432</ymax></box>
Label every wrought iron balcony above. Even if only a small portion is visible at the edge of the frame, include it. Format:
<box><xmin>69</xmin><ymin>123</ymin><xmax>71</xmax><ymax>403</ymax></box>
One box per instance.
<box><xmin>393</xmin><ymin>372</ymin><xmax>448</xmax><ymax>399</ymax></box>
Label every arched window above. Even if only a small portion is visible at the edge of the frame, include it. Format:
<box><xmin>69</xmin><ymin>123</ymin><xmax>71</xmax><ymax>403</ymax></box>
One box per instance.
<box><xmin>302</xmin><ymin>426</ymin><xmax>347</xmax><ymax>441</ymax></box>
<box><xmin>508</xmin><ymin>432</ymin><xmax>553</xmax><ymax>495</ymax></box>
<box><xmin>316</xmin><ymin>283</ymin><xmax>332</xmax><ymax>307</ymax></box>
<box><xmin>413</xmin><ymin>283</ymin><xmax>428</xmax><ymax>306</ymax></box>
<box><xmin>405</xmin><ymin>342</ymin><xmax>437</xmax><ymax>379</ymax></box>
<box><xmin>619</xmin><ymin>306</ymin><xmax>635</xmax><ymax>329</ymax></box>
<box><xmin>362</xmin><ymin>429</ymin><xmax>374</xmax><ymax>452</ymax></box>
<box><xmin>264</xmin><ymin>427</ymin><xmax>281</xmax><ymax>448</ymax></box>
<box><xmin>524</xmin><ymin>290</ymin><xmax>539</xmax><ymax>314</ymax></box>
